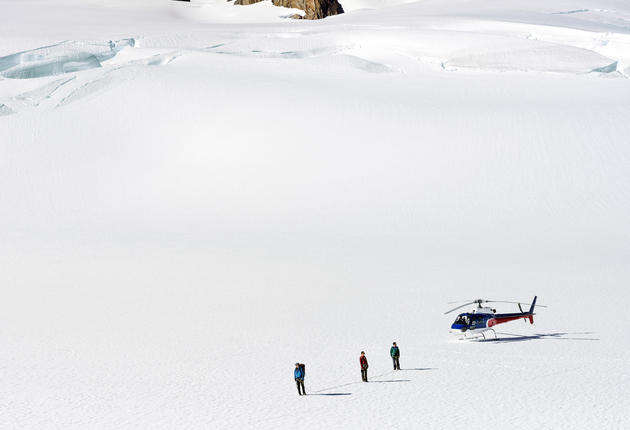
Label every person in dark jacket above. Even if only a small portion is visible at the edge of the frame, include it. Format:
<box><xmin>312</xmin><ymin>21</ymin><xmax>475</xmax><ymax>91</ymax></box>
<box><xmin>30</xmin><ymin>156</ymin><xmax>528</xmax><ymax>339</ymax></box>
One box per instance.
<box><xmin>390</xmin><ymin>342</ymin><xmax>401</xmax><ymax>370</ymax></box>
<box><xmin>294</xmin><ymin>363</ymin><xmax>305</xmax><ymax>395</ymax></box>
<box><xmin>360</xmin><ymin>351</ymin><xmax>369</xmax><ymax>382</ymax></box>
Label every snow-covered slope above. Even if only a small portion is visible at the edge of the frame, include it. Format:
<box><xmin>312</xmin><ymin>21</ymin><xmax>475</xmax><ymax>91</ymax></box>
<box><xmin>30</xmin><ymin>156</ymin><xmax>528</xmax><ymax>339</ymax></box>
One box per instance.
<box><xmin>1</xmin><ymin>0</ymin><xmax>629</xmax><ymax>428</ymax></box>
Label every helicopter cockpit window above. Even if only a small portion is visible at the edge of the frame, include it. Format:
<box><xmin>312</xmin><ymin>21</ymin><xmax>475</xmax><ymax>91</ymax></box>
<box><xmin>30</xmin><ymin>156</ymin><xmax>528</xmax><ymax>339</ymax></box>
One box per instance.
<box><xmin>455</xmin><ymin>315</ymin><xmax>470</xmax><ymax>325</ymax></box>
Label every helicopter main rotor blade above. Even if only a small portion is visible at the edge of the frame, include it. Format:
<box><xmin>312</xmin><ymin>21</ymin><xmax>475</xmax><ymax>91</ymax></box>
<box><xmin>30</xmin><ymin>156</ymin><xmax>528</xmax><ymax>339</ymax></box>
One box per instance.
<box><xmin>447</xmin><ymin>299</ymin><xmax>478</xmax><ymax>305</ymax></box>
<box><xmin>444</xmin><ymin>301</ymin><xmax>477</xmax><ymax>315</ymax></box>
<box><xmin>445</xmin><ymin>299</ymin><xmax>547</xmax><ymax>314</ymax></box>
<box><xmin>484</xmin><ymin>300</ymin><xmax>547</xmax><ymax>308</ymax></box>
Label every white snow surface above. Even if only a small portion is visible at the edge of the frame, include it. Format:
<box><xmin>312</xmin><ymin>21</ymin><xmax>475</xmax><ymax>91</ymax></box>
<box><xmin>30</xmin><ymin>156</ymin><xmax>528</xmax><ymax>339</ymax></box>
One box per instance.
<box><xmin>1</xmin><ymin>0</ymin><xmax>630</xmax><ymax>428</ymax></box>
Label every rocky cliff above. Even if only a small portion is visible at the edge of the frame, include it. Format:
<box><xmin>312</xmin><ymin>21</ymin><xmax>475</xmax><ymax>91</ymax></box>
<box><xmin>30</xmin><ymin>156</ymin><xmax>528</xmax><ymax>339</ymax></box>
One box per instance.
<box><xmin>234</xmin><ymin>0</ymin><xmax>344</xmax><ymax>19</ymax></box>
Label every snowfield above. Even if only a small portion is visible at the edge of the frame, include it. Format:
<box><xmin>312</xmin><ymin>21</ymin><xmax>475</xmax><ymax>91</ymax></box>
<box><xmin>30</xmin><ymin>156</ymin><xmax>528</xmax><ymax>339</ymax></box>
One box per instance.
<box><xmin>1</xmin><ymin>0</ymin><xmax>630</xmax><ymax>428</ymax></box>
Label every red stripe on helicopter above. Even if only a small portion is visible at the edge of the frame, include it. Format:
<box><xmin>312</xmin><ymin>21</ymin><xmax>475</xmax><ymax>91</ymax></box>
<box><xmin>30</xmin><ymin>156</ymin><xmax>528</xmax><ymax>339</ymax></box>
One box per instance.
<box><xmin>489</xmin><ymin>315</ymin><xmax>529</xmax><ymax>326</ymax></box>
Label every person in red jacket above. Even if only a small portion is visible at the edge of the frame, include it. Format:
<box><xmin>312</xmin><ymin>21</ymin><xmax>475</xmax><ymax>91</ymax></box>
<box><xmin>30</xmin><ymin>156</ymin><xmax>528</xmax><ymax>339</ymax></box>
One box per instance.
<box><xmin>360</xmin><ymin>351</ymin><xmax>369</xmax><ymax>382</ymax></box>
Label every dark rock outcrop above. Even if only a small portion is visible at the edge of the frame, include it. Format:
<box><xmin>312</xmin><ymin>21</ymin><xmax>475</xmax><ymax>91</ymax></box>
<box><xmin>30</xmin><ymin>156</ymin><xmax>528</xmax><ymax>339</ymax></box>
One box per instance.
<box><xmin>234</xmin><ymin>0</ymin><xmax>344</xmax><ymax>19</ymax></box>
<box><xmin>273</xmin><ymin>0</ymin><xmax>343</xmax><ymax>19</ymax></box>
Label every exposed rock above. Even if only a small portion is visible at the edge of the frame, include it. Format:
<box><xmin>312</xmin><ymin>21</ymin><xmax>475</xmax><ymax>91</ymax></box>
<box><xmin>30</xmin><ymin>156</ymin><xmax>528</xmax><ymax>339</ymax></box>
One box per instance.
<box><xmin>273</xmin><ymin>0</ymin><xmax>343</xmax><ymax>19</ymax></box>
<box><xmin>233</xmin><ymin>0</ymin><xmax>343</xmax><ymax>19</ymax></box>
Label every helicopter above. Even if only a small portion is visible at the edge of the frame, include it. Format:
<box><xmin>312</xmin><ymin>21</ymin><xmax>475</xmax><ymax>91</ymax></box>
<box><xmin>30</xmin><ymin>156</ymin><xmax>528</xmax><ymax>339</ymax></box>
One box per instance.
<box><xmin>445</xmin><ymin>296</ymin><xmax>545</xmax><ymax>339</ymax></box>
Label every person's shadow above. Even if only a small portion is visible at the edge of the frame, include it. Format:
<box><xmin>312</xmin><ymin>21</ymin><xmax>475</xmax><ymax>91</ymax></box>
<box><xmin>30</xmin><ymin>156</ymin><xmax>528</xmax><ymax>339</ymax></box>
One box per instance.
<box><xmin>402</xmin><ymin>367</ymin><xmax>436</xmax><ymax>371</ymax></box>
<box><xmin>310</xmin><ymin>367</ymin><xmax>436</xmax><ymax>395</ymax></box>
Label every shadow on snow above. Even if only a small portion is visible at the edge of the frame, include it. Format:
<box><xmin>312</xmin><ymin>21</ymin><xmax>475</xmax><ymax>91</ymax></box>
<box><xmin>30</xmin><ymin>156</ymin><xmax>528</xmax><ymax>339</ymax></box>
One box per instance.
<box><xmin>402</xmin><ymin>368</ymin><xmax>437</xmax><ymax>371</ymax></box>
<box><xmin>475</xmin><ymin>332</ymin><xmax>599</xmax><ymax>343</ymax></box>
<box><xmin>311</xmin><ymin>368</ymin><xmax>432</xmax><ymax>394</ymax></box>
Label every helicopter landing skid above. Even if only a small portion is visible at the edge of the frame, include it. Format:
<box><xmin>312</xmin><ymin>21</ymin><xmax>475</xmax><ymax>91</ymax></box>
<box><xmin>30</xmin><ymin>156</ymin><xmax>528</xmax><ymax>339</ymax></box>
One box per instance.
<box><xmin>459</xmin><ymin>329</ymin><xmax>497</xmax><ymax>341</ymax></box>
<box><xmin>481</xmin><ymin>329</ymin><xmax>497</xmax><ymax>340</ymax></box>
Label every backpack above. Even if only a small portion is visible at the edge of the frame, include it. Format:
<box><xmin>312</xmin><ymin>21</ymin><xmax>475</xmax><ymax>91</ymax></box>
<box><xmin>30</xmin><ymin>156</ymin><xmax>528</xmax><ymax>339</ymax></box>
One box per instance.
<box><xmin>299</xmin><ymin>363</ymin><xmax>305</xmax><ymax>377</ymax></box>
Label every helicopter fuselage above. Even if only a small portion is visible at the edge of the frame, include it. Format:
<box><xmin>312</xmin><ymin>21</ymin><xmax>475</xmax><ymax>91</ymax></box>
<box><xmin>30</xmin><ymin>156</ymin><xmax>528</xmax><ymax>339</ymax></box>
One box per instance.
<box><xmin>446</xmin><ymin>297</ymin><xmax>539</xmax><ymax>339</ymax></box>
<box><xmin>450</xmin><ymin>307</ymin><xmax>534</xmax><ymax>337</ymax></box>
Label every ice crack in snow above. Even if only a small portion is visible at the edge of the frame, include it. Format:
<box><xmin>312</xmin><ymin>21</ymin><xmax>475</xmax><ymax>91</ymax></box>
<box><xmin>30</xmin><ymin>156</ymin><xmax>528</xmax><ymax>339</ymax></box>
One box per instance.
<box><xmin>0</xmin><ymin>39</ymin><xmax>135</xmax><ymax>79</ymax></box>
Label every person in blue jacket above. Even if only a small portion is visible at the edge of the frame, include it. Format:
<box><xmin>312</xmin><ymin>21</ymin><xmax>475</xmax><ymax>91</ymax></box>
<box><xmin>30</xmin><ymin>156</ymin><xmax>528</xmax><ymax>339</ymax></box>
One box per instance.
<box><xmin>294</xmin><ymin>363</ymin><xmax>306</xmax><ymax>396</ymax></box>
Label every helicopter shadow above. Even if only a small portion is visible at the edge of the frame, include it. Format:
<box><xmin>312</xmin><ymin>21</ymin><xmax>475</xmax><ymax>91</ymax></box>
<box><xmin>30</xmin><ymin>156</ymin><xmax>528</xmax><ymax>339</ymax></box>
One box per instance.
<box><xmin>476</xmin><ymin>332</ymin><xmax>599</xmax><ymax>343</ymax></box>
